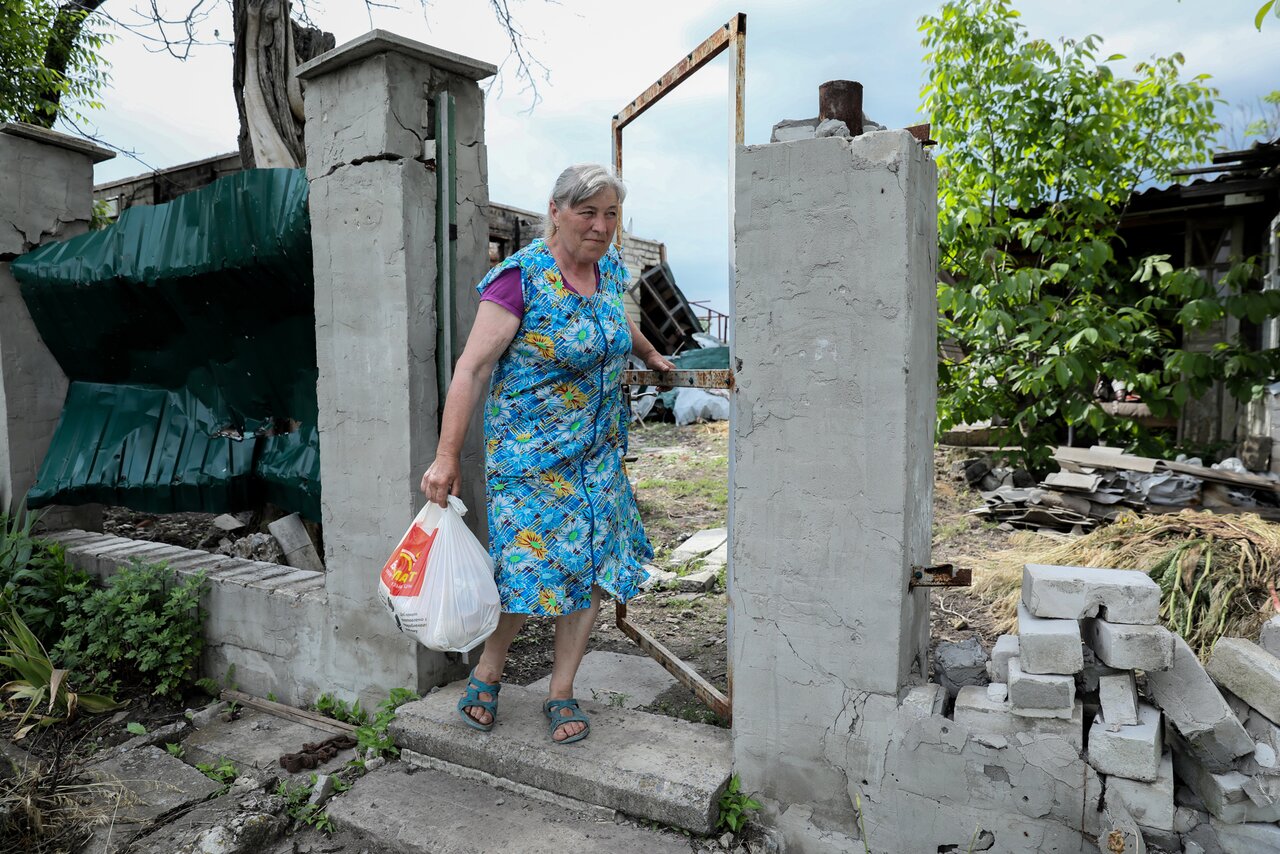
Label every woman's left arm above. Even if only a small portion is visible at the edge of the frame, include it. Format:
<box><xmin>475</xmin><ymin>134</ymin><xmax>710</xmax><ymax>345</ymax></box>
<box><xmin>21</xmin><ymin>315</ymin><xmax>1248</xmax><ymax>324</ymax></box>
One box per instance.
<box><xmin>627</xmin><ymin>317</ymin><xmax>676</xmax><ymax>372</ymax></box>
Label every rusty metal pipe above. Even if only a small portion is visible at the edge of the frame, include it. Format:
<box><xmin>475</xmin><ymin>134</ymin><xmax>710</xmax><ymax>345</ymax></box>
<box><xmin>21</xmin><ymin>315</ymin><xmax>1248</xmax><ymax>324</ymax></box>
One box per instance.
<box><xmin>819</xmin><ymin>80</ymin><xmax>863</xmax><ymax>137</ymax></box>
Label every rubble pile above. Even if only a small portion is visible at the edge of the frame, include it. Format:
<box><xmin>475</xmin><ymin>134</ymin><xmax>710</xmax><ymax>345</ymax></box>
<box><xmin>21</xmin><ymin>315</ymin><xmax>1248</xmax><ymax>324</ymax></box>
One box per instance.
<box><xmin>950</xmin><ymin>564</ymin><xmax>1280</xmax><ymax>853</ymax></box>
<box><xmin>964</xmin><ymin>446</ymin><xmax>1280</xmax><ymax>533</ymax></box>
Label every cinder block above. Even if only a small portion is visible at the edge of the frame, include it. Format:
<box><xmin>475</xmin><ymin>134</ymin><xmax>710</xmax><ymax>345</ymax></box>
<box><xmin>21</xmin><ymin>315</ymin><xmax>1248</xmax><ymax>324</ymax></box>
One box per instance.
<box><xmin>1008</xmin><ymin>657</ymin><xmax>1075</xmax><ymax>719</ymax></box>
<box><xmin>1016</xmin><ymin>603</ymin><xmax>1084</xmax><ymax>674</ymax></box>
<box><xmin>1170</xmin><ymin>732</ymin><xmax>1280</xmax><ymax>823</ymax></box>
<box><xmin>901</xmin><ymin>684</ymin><xmax>946</xmax><ymax>718</ymax></box>
<box><xmin>986</xmin><ymin>682</ymin><xmax>1007</xmax><ymax>702</ymax></box>
<box><xmin>1261</xmin><ymin>615</ymin><xmax>1280</xmax><ymax>658</ymax></box>
<box><xmin>1099</xmin><ymin>672</ymin><xmax>1139</xmax><ymax>726</ymax></box>
<box><xmin>1078</xmin><ymin>644</ymin><xmax>1121</xmax><ymax>693</ymax></box>
<box><xmin>1080</xmin><ymin>618</ymin><xmax>1175</xmax><ymax>671</ymax></box>
<box><xmin>1207</xmin><ymin>818</ymin><xmax>1280</xmax><ymax>854</ymax></box>
<box><xmin>1206</xmin><ymin>637</ymin><xmax>1280</xmax><ymax>726</ymax></box>
<box><xmin>1088</xmin><ymin>703</ymin><xmax>1162</xmax><ymax>782</ymax></box>
<box><xmin>1135</xmin><ymin>825</ymin><xmax>1177</xmax><ymax>853</ymax></box>
<box><xmin>1098</xmin><ymin>790</ymin><xmax>1146</xmax><ymax>854</ymax></box>
<box><xmin>1108</xmin><ymin>751</ymin><xmax>1175</xmax><ymax>831</ymax></box>
<box><xmin>1145</xmin><ymin>634</ymin><xmax>1254</xmax><ymax>771</ymax></box>
<box><xmin>1022</xmin><ymin>564</ymin><xmax>1161</xmax><ymax>625</ymax></box>
<box><xmin>987</xmin><ymin>634</ymin><xmax>1019</xmax><ymax>683</ymax></box>
<box><xmin>952</xmin><ymin>686</ymin><xmax>1083</xmax><ymax>752</ymax></box>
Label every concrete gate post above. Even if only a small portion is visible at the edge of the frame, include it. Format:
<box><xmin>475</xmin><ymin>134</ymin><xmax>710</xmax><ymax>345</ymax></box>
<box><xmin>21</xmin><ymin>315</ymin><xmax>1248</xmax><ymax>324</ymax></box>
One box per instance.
<box><xmin>0</xmin><ymin>124</ymin><xmax>110</xmax><ymax>529</ymax></box>
<box><xmin>730</xmin><ymin>131</ymin><xmax>937</xmax><ymax>840</ymax></box>
<box><xmin>296</xmin><ymin>32</ymin><xmax>496</xmax><ymax>704</ymax></box>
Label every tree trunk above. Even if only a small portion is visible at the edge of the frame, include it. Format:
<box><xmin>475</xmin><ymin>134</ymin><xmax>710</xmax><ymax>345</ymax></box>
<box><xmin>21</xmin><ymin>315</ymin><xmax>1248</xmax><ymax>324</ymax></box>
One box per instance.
<box><xmin>35</xmin><ymin>0</ymin><xmax>108</xmax><ymax>128</ymax></box>
<box><xmin>232</xmin><ymin>0</ymin><xmax>333</xmax><ymax>168</ymax></box>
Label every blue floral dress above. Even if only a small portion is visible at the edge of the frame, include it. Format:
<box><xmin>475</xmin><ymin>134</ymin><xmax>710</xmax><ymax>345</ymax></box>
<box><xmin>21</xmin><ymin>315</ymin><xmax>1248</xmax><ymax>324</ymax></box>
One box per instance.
<box><xmin>476</xmin><ymin>239</ymin><xmax>652</xmax><ymax>615</ymax></box>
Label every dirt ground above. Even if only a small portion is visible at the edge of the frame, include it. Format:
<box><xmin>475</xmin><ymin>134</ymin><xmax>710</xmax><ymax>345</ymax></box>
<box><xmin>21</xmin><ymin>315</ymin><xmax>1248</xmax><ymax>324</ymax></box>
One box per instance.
<box><xmin>100</xmin><ymin>423</ymin><xmax>1011</xmax><ymax>727</ymax></box>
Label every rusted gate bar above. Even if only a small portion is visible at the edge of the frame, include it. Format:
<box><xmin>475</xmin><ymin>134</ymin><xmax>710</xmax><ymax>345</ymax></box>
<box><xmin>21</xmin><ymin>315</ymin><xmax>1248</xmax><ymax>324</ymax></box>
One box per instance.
<box><xmin>612</xmin><ymin>12</ymin><xmax>745</xmax><ymax>725</ymax></box>
<box><xmin>623</xmin><ymin>369</ymin><xmax>732</xmax><ymax>389</ymax></box>
<box><xmin>616</xmin><ymin>601</ymin><xmax>732</xmax><ymax>721</ymax></box>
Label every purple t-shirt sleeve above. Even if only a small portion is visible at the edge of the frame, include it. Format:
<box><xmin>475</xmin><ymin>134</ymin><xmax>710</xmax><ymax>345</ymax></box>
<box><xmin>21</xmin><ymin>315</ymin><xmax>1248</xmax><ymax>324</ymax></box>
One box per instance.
<box><xmin>480</xmin><ymin>267</ymin><xmax>524</xmax><ymax>318</ymax></box>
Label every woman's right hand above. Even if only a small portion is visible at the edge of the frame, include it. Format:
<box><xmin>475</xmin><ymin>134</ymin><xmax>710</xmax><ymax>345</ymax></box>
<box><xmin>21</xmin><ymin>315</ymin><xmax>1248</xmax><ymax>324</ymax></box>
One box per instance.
<box><xmin>420</xmin><ymin>455</ymin><xmax>461</xmax><ymax>508</ymax></box>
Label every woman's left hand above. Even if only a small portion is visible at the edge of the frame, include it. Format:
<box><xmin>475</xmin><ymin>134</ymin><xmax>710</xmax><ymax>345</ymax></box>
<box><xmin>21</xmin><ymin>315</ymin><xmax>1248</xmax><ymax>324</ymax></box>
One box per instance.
<box><xmin>644</xmin><ymin>352</ymin><xmax>676</xmax><ymax>373</ymax></box>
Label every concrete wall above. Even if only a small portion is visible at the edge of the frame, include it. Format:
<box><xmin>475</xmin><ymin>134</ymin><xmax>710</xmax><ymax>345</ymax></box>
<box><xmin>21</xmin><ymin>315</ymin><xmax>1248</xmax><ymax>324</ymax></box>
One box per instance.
<box><xmin>0</xmin><ymin>124</ymin><xmax>107</xmax><ymax>529</ymax></box>
<box><xmin>730</xmin><ymin>130</ymin><xmax>935</xmax><ymax>814</ymax></box>
<box><xmin>729</xmin><ymin>131</ymin><xmax>1100</xmax><ymax>853</ymax></box>
<box><xmin>296</xmin><ymin>31</ymin><xmax>497</xmax><ymax>706</ymax></box>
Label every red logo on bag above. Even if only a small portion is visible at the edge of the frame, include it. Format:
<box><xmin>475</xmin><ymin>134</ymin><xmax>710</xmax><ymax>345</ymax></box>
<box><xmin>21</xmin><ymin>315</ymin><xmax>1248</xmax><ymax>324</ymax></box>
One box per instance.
<box><xmin>380</xmin><ymin>524</ymin><xmax>437</xmax><ymax>598</ymax></box>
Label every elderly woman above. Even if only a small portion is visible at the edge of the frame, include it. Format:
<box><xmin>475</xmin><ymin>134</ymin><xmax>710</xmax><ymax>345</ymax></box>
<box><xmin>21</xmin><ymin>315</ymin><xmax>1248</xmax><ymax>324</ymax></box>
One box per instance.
<box><xmin>420</xmin><ymin>164</ymin><xmax>674</xmax><ymax>744</ymax></box>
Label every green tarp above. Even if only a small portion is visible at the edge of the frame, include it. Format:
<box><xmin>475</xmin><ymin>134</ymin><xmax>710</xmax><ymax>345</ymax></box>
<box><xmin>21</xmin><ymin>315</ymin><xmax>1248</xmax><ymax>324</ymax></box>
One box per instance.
<box><xmin>10</xmin><ymin>168</ymin><xmax>320</xmax><ymax>520</ymax></box>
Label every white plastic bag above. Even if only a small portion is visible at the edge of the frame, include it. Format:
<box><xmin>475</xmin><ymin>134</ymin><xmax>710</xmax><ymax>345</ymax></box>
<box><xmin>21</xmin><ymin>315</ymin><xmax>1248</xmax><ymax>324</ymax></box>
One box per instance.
<box><xmin>377</xmin><ymin>496</ymin><xmax>500</xmax><ymax>653</ymax></box>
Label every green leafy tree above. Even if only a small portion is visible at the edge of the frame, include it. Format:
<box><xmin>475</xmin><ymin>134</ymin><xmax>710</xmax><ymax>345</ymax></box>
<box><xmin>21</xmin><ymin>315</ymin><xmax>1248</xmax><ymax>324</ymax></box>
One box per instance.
<box><xmin>0</xmin><ymin>0</ymin><xmax>110</xmax><ymax>127</ymax></box>
<box><xmin>922</xmin><ymin>0</ymin><xmax>1280</xmax><ymax>470</ymax></box>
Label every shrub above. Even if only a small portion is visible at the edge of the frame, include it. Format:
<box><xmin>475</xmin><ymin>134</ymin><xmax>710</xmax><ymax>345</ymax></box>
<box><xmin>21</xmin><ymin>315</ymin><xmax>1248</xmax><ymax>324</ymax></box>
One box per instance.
<box><xmin>0</xmin><ymin>508</ymin><xmax>89</xmax><ymax>649</ymax></box>
<box><xmin>54</xmin><ymin>560</ymin><xmax>206</xmax><ymax>698</ymax></box>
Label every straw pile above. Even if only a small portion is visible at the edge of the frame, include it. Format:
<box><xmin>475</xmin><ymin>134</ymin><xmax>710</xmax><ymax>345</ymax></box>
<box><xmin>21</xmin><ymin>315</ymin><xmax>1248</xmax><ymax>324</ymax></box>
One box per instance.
<box><xmin>970</xmin><ymin>510</ymin><xmax>1280</xmax><ymax>658</ymax></box>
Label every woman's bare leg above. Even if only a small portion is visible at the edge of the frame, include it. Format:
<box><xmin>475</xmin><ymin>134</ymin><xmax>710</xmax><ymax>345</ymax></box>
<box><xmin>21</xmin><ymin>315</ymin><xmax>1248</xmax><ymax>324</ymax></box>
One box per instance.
<box><xmin>547</xmin><ymin>585</ymin><xmax>604</xmax><ymax>741</ymax></box>
<box><xmin>463</xmin><ymin>611</ymin><xmax>527</xmax><ymax>725</ymax></box>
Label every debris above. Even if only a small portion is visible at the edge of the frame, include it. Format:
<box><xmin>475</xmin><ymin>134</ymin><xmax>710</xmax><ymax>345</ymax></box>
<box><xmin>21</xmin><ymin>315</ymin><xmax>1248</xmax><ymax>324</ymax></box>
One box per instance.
<box><xmin>1015</xmin><ymin>603</ymin><xmax>1084</xmax><ymax>675</ymax></box>
<box><xmin>670</xmin><ymin>528</ymin><xmax>728</xmax><ymax>566</ymax></box>
<box><xmin>933</xmin><ymin>636</ymin><xmax>989</xmax><ymax>698</ymax></box>
<box><xmin>1007</xmin><ymin>657</ymin><xmax>1075</xmax><ymax>719</ymax></box>
<box><xmin>641</xmin><ymin>566</ymin><xmax>678</xmax><ymax>590</ymax></box>
<box><xmin>677</xmin><ymin>569</ymin><xmax>717</xmax><ymax>593</ymax></box>
<box><xmin>1205</xmin><ymin>638</ymin><xmax>1280</xmax><ymax>726</ymax></box>
<box><xmin>1022</xmin><ymin>564</ymin><xmax>1161</xmax><ymax>624</ymax></box>
<box><xmin>218</xmin><ymin>531</ymin><xmax>286</xmax><ymax>564</ymax></box>
<box><xmin>212</xmin><ymin>513</ymin><xmax>248</xmax><ymax>532</ymax></box>
<box><xmin>267</xmin><ymin>512</ymin><xmax>324</xmax><ymax>572</ymax></box>
<box><xmin>1098</xmin><ymin>672</ymin><xmax>1139</xmax><ymax>726</ymax></box>
<box><xmin>278</xmin><ymin>734</ymin><xmax>358</xmax><ymax>774</ymax></box>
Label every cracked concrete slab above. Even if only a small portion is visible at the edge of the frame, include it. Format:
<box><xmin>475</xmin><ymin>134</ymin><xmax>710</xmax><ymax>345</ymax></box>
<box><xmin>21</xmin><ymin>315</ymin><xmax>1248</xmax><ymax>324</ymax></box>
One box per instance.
<box><xmin>390</xmin><ymin>680</ymin><xmax>730</xmax><ymax>834</ymax></box>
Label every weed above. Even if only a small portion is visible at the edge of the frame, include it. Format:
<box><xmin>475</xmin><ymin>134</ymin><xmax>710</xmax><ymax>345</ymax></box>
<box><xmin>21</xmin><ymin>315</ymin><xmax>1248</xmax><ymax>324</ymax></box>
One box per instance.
<box><xmin>589</xmin><ymin>689</ymin><xmax>630</xmax><ymax>709</ymax></box>
<box><xmin>0</xmin><ymin>507</ymin><xmax>90</xmax><ymax>650</ymax></box>
<box><xmin>165</xmin><ymin>742</ymin><xmax>184</xmax><ymax>759</ymax></box>
<box><xmin>716</xmin><ymin>774</ymin><xmax>761</xmax><ymax>835</ymax></box>
<box><xmin>353</xmin><ymin>688</ymin><xmax>419</xmax><ymax>759</ymax></box>
<box><xmin>195</xmin><ymin>757</ymin><xmax>238</xmax><ymax>793</ymax></box>
<box><xmin>54</xmin><ymin>560</ymin><xmax>206</xmax><ymax>698</ymax></box>
<box><xmin>314</xmin><ymin>693</ymin><xmax>370</xmax><ymax>727</ymax></box>
<box><xmin>275</xmin><ymin>774</ymin><xmax>337</xmax><ymax>834</ymax></box>
<box><xmin>267</xmin><ymin>692</ymin><xmax>277</xmax><ymax>702</ymax></box>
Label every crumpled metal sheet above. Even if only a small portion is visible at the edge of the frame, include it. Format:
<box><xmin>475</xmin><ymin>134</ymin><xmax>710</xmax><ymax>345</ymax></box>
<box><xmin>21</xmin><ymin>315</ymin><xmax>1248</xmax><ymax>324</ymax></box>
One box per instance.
<box><xmin>12</xmin><ymin>169</ymin><xmax>320</xmax><ymax>520</ymax></box>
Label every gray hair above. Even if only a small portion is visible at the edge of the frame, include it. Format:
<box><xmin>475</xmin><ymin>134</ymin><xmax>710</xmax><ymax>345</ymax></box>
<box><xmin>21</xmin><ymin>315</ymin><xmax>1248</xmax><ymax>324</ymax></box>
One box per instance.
<box><xmin>544</xmin><ymin>164</ymin><xmax>626</xmax><ymax>239</ymax></box>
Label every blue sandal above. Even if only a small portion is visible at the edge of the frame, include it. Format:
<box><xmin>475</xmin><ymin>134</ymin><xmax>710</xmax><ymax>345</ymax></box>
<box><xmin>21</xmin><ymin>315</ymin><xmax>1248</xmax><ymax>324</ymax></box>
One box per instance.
<box><xmin>457</xmin><ymin>670</ymin><xmax>501</xmax><ymax>732</ymax></box>
<box><xmin>543</xmin><ymin>698</ymin><xmax>590</xmax><ymax>744</ymax></box>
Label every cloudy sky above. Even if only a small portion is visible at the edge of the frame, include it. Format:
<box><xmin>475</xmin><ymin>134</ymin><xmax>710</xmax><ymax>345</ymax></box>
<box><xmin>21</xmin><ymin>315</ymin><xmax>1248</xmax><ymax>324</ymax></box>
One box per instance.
<box><xmin>83</xmin><ymin>0</ymin><xmax>1277</xmax><ymax>312</ymax></box>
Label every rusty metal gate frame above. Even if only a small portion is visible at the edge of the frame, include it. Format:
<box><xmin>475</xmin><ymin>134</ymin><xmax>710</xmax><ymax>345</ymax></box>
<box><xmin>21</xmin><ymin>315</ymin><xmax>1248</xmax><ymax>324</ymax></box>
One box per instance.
<box><xmin>612</xmin><ymin>13</ymin><xmax>746</xmax><ymax>724</ymax></box>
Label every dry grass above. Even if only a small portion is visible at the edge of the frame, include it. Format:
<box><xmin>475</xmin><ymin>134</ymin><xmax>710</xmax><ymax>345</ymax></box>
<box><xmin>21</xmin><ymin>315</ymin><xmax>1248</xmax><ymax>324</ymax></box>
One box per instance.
<box><xmin>969</xmin><ymin>510</ymin><xmax>1280</xmax><ymax>658</ymax></box>
<box><xmin>0</xmin><ymin>751</ymin><xmax>123</xmax><ymax>854</ymax></box>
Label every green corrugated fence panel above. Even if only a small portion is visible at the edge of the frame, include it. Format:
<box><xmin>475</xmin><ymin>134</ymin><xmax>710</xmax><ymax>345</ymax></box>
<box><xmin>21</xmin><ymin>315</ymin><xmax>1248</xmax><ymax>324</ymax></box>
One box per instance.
<box><xmin>12</xmin><ymin>169</ymin><xmax>321</xmax><ymax>520</ymax></box>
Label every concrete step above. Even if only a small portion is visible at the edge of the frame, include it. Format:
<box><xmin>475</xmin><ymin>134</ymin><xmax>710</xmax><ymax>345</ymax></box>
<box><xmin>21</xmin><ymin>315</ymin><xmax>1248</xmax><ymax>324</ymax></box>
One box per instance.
<box><xmin>389</xmin><ymin>680</ymin><xmax>732</xmax><ymax>835</ymax></box>
<box><xmin>327</xmin><ymin>761</ymin><xmax>697</xmax><ymax>854</ymax></box>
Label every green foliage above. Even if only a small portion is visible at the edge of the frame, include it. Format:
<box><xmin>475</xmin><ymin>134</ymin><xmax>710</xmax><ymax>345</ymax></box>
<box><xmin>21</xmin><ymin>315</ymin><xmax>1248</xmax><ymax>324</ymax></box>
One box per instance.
<box><xmin>165</xmin><ymin>741</ymin><xmax>184</xmax><ymax>759</ymax></box>
<box><xmin>716</xmin><ymin>774</ymin><xmax>762</xmax><ymax>835</ymax></box>
<box><xmin>314</xmin><ymin>693</ymin><xmax>370</xmax><ymax>727</ymax></box>
<box><xmin>196</xmin><ymin>757</ymin><xmax>238</xmax><ymax>793</ymax></box>
<box><xmin>54</xmin><ymin>560</ymin><xmax>206</xmax><ymax>699</ymax></box>
<box><xmin>1243</xmin><ymin>89</ymin><xmax>1280</xmax><ymax>141</ymax></box>
<box><xmin>1257</xmin><ymin>1</ymin><xmax>1278</xmax><ymax>30</ymax></box>
<box><xmin>922</xmin><ymin>0</ymin><xmax>1274</xmax><ymax>470</ymax></box>
<box><xmin>0</xmin><ymin>508</ymin><xmax>90</xmax><ymax>650</ymax></box>
<box><xmin>125</xmin><ymin>721</ymin><xmax>145</xmax><ymax>736</ymax></box>
<box><xmin>353</xmin><ymin>688</ymin><xmax>418</xmax><ymax>759</ymax></box>
<box><xmin>0</xmin><ymin>600</ymin><xmax>121</xmax><ymax>740</ymax></box>
<box><xmin>0</xmin><ymin>0</ymin><xmax>111</xmax><ymax>126</ymax></box>
<box><xmin>275</xmin><ymin>774</ymin><xmax>341</xmax><ymax>834</ymax></box>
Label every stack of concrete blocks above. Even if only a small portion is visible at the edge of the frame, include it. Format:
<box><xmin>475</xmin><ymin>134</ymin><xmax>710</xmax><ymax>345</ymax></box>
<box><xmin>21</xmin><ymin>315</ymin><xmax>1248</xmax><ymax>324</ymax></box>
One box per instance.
<box><xmin>1168</xmin><ymin>622</ymin><xmax>1280</xmax><ymax>853</ymax></box>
